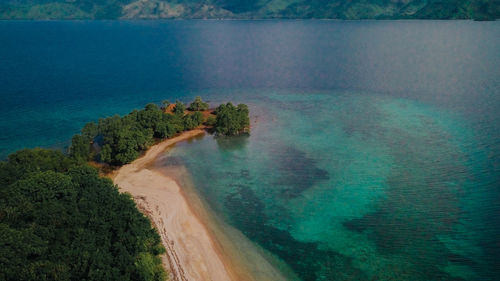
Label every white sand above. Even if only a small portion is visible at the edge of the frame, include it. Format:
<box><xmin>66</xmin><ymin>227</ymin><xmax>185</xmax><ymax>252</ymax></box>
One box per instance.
<box><xmin>112</xmin><ymin>129</ymin><xmax>293</xmax><ymax>281</ymax></box>
<box><xmin>113</xmin><ymin>129</ymin><xmax>250</xmax><ymax>281</ymax></box>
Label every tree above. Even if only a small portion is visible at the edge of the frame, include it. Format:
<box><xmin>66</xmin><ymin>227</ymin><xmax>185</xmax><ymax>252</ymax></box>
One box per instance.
<box><xmin>99</xmin><ymin>144</ymin><xmax>112</xmax><ymax>164</ymax></box>
<box><xmin>0</xmin><ymin>148</ymin><xmax>76</xmax><ymax>186</ymax></box>
<box><xmin>173</xmin><ymin>100</ymin><xmax>186</xmax><ymax>116</ymax></box>
<box><xmin>161</xmin><ymin>100</ymin><xmax>170</xmax><ymax>109</ymax></box>
<box><xmin>214</xmin><ymin>102</ymin><xmax>250</xmax><ymax>136</ymax></box>
<box><xmin>66</xmin><ymin>97</ymin><xmax>241</xmax><ymax>165</ymax></box>
<box><xmin>183</xmin><ymin>115</ymin><xmax>197</xmax><ymax>130</ymax></box>
<box><xmin>205</xmin><ymin>116</ymin><xmax>216</xmax><ymax>126</ymax></box>
<box><xmin>81</xmin><ymin>122</ymin><xmax>98</xmax><ymax>142</ymax></box>
<box><xmin>236</xmin><ymin>104</ymin><xmax>250</xmax><ymax>129</ymax></box>
<box><xmin>136</xmin><ymin>104</ymin><xmax>162</xmax><ymax>136</ymax></box>
<box><xmin>188</xmin><ymin>96</ymin><xmax>209</xmax><ymax>111</ymax></box>
<box><xmin>191</xmin><ymin>111</ymin><xmax>204</xmax><ymax>125</ymax></box>
<box><xmin>69</xmin><ymin>134</ymin><xmax>91</xmax><ymax>162</ymax></box>
<box><xmin>0</xmin><ymin>150</ymin><xmax>167</xmax><ymax>281</ymax></box>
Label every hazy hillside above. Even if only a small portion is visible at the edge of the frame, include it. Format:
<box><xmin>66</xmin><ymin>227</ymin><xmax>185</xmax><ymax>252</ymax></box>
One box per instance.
<box><xmin>0</xmin><ymin>0</ymin><xmax>498</xmax><ymax>20</ymax></box>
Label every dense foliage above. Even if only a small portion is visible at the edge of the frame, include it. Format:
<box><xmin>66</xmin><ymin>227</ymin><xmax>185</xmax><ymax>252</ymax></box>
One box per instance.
<box><xmin>213</xmin><ymin>102</ymin><xmax>250</xmax><ymax>136</ymax></box>
<box><xmin>70</xmin><ymin>98</ymin><xmax>248</xmax><ymax>166</ymax></box>
<box><xmin>0</xmin><ymin>98</ymin><xmax>248</xmax><ymax>280</ymax></box>
<box><xmin>188</xmin><ymin>96</ymin><xmax>209</xmax><ymax>111</ymax></box>
<box><xmin>0</xmin><ymin>149</ymin><xmax>166</xmax><ymax>281</ymax></box>
<box><xmin>1</xmin><ymin>0</ymin><xmax>498</xmax><ymax>20</ymax></box>
<box><xmin>70</xmin><ymin>100</ymin><xmax>206</xmax><ymax>166</ymax></box>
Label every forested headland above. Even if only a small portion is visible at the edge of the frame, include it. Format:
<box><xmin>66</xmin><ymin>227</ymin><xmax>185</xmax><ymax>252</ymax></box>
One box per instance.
<box><xmin>0</xmin><ymin>149</ymin><xmax>167</xmax><ymax>281</ymax></box>
<box><xmin>70</xmin><ymin>97</ymin><xmax>250</xmax><ymax>166</ymax></box>
<box><xmin>0</xmin><ymin>97</ymin><xmax>249</xmax><ymax>281</ymax></box>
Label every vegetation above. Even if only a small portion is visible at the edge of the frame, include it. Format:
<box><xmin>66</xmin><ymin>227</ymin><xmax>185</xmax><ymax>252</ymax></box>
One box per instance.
<box><xmin>0</xmin><ymin>148</ymin><xmax>166</xmax><ymax>281</ymax></box>
<box><xmin>205</xmin><ymin>116</ymin><xmax>217</xmax><ymax>127</ymax></box>
<box><xmin>161</xmin><ymin>100</ymin><xmax>170</xmax><ymax>110</ymax></box>
<box><xmin>213</xmin><ymin>102</ymin><xmax>250</xmax><ymax>136</ymax></box>
<box><xmin>188</xmin><ymin>96</ymin><xmax>209</xmax><ymax>111</ymax></box>
<box><xmin>172</xmin><ymin>100</ymin><xmax>186</xmax><ymax>116</ymax></box>
<box><xmin>1</xmin><ymin>0</ymin><xmax>498</xmax><ymax>20</ymax></box>
<box><xmin>68</xmin><ymin>97</ymin><xmax>248</xmax><ymax>166</ymax></box>
<box><xmin>0</xmin><ymin>97</ymin><xmax>248</xmax><ymax>280</ymax></box>
<box><xmin>70</xmin><ymin>102</ymin><xmax>187</xmax><ymax>166</ymax></box>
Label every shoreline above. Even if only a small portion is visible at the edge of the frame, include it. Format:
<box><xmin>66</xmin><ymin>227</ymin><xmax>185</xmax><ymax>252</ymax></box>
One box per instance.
<box><xmin>111</xmin><ymin>128</ymin><xmax>255</xmax><ymax>281</ymax></box>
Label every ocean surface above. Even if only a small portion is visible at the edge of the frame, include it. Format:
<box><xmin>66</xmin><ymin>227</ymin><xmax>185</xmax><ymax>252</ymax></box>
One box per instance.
<box><xmin>1</xmin><ymin>20</ymin><xmax>499</xmax><ymax>280</ymax></box>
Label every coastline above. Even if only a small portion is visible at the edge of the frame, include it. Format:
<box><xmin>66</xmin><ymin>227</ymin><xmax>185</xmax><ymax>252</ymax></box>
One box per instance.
<box><xmin>111</xmin><ymin>128</ymin><xmax>255</xmax><ymax>281</ymax></box>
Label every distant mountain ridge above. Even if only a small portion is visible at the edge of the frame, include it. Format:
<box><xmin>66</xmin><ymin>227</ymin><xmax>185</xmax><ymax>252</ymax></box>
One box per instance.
<box><xmin>0</xmin><ymin>0</ymin><xmax>499</xmax><ymax>20</ymax></box>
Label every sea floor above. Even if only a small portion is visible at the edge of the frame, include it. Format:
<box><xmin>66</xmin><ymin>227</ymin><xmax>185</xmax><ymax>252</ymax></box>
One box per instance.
<box><xmin>156</xmin><ymin>91</ymin><xmax>498</xmax><ymax>281</ymax></box>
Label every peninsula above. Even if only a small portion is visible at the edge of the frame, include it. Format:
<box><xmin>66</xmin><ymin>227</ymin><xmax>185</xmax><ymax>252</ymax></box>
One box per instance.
<box><xmin>0</xmin><ymin>97</ymin><xmax>252</xmax><ymax>281</ymax></box>
<box><xmin>112</xmin><ymin>129</ymin><xmax>249</xmax><ymax>281</ymax></box>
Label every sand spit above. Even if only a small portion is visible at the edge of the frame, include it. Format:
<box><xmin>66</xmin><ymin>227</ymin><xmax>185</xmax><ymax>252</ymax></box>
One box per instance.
<box><xmin>112</xmin><ymin>129</ymin><xmax>253</xmax><ymax>281</ymax></box>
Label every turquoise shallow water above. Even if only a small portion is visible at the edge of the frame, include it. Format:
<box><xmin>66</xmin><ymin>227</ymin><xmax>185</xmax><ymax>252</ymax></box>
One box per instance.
<box><xmin>161</xmin><ymin>90</ymin><xmax>499</xmax><ymax>280</ymax></box>
<box><xmin>1</xmin><ymin>21</ymin><xmax>499</xmax><ymax>280</ymax></box>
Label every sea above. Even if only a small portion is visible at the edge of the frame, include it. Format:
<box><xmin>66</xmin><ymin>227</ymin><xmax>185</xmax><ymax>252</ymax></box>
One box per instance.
<box><xmin>1</xmin><ymin>20</ymin><xmax>499</xmax><ymax>280</ymax></box>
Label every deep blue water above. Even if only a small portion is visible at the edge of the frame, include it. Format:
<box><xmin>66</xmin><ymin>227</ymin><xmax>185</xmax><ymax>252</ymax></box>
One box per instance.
<box><xmin>1</xmin><ymin>20</ymin><xmax>499</xmax><ymax>280</ymax></box>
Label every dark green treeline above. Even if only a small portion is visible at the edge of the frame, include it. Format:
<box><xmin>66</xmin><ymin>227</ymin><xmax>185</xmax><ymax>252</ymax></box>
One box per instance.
<box><xmin>70</xmin><ymin>97</ymin><xmax>249</xmax><ymax>166</ymax></box>
<box><xmin>0</xmin><ymin>97</ymin><xmax>248</xmax><ymax>281</ymax></box>
<box><xmin>0</xmin><ymin>149</ymin><xmax>166</xmax><ymax>281</ymax></box>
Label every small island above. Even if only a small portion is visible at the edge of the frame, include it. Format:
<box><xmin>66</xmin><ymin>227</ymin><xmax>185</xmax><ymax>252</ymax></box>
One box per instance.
<box><xmin>0</xmin><ymin>97</ymin><xmax>250</xmax><ymax>281</ymax></box>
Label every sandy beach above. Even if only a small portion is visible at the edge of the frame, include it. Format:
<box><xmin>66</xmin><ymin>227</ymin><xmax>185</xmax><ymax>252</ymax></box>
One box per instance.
<box><xmin>112</xmin><ymin>129</ymin><xmax>253</xmax><ymax>281</ymax></box>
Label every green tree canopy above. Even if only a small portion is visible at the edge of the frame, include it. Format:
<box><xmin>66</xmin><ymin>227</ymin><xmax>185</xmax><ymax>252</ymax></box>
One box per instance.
<box><xmin>69</xmin><ymin>134</ymin><xmax>91</xmax><ymax>163</ymax></box>
<box><xmin>161</xmin><ymin>100</ymin><xmax>170</xmax><ymax>109</ymax></box>
<box><xmin>214</xmin><ymin>102</ymin><xmax>250</xmax><ymax>136</ymax></box>
<box><xmin>0</xmin><ymin>150</ymin><xmax>166</xmax><ymax>281</ymax></box>
<box><xmin>68</xmin><ymin>97</ymin><xmax>247</xmax><ymax>165</ymax></box>
<box><xmin>81</xmin><ymin>122</ymin><xmax>98</xmax><ymax>142</ymax></box>
<box><xmin>173</xmin><ymin>100</ymin><xmax>186</xmax><ymax>116</ymax></box>
<box><xmin>0</xmin><ymin>148</ymin><xmax>76</xmax><ymax>186</ymax></box>
<box><xmin>188</xmin><ymin>96</ymin><xmax>209</xmax><ymax>111</ymax></box>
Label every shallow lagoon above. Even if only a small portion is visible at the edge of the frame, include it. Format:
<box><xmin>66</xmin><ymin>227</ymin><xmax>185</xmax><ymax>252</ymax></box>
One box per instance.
<box><xmin>162</xmin><ymin>90</ymin><xmax>497</xmax><ymax>280</ymax></box>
